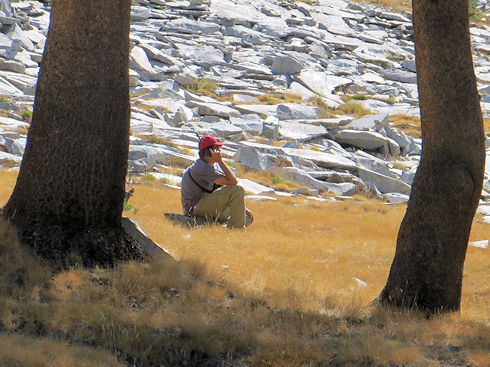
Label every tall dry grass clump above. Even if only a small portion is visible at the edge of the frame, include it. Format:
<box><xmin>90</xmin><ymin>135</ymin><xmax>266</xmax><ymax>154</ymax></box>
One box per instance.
<box><xmin>0</xmin><ymin>169</ymin><xmax>489</xmax><ymax>366</ymax></box>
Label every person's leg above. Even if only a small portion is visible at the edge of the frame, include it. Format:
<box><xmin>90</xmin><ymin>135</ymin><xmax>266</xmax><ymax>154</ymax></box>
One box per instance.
<box><xmin>193</xmin><ymin>185</ymin><xmax>246</xmax><ymax>228</ymax></box>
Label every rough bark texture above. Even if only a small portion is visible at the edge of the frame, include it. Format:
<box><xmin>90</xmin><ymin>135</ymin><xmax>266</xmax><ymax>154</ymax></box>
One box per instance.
<box><xmin>379</xmin><ymin>0</ymin><xmax>485</xmax><ymax>313</ymax></box>
<box><xmin>3</xmin><ymin>0</ymin><xmax>143</xmax><ymax>266</ymax></box>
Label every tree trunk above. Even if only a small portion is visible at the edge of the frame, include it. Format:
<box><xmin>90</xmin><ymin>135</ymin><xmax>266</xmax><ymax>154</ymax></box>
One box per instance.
<box><xmin>379</xmin><ymin>0</ymin><xmax>485</xmax><ymax>313</ymax></box>
<box><xmin>3</xmin><ymin>0</ymin><xmax>142</xmax><ymax>266</ymax></box>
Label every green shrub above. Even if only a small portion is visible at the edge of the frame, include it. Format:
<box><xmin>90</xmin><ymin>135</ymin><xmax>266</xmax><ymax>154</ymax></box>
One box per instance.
<box><xmin>469</xmin><ymin>1</ymin><xmax>483</xmax><ymax>22</ymax></box>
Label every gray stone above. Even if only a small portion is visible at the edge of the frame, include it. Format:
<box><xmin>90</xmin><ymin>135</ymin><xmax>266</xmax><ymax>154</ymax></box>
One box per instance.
<box><xmin>314</xmin><ymin>13</ymin><xmax>354</xmax><ymax>37</ymax></box>
<box><xmin>334</xmin><ymin>129</ymin><xmax>388</xmax><ymax>151</ymax></box>
<box><xmin>357</xmin><ymin>167</ymin><xmax>411</xmax><ymax>195</ymax></box>
<box><xmin>129</xmin><ymin>144</ymin><xmax>195</xmax><ymax>167</ymax></box>
<box><xmin>166</xmin><ymin>18</ymin><xmax>221</xmax><ymax>34</ymax></box>
<box><xmin>177</xmin><ymin>44</ymin><xmax>225</xmax><ymax>66</ymax></box>
<box><xmin>281</xmin><ymin>147</ymin><xmax>357</xmax><ymax>170</ymax></box>
<box><xmin>130</xmin><ymin>45</ymin><xmax>154</xmax><ymax>74</ymax></box>
<box><xmin>187</xmin><ymin>100</ymin><xmax>241</xmax><ymax>118</ymax></box>
<box><xmin>384</xmin><ymin>192</ymin><xmax>410</xmax><ymax>204</ymax></box>
<box><xmin>238</xmin><ymin>178</ymin><xmax>275</xmax><ymax>195</ymax></box>
<box><xmin>271</xmin><ymin>55</ymin><xmax>304</xmax><ymax>75</ymax></box>
<box><xmin>0</xmin><ymin>150</ymin><xmax>21</xmax><ymax>166</ymax></box>
<box><xmin>229</xmin><ymin>115</ymin><xmax>263</xmax><ymax>136</ymax></box>
<box><xmin>0</xmin><ymin>59</ymin><xmax>25</xmax><ymax>73</ymax></box>
<box><xmin>277</xmin><ymin>103</ymin><xmax>319</xmax><ymax>120</ymax></box>
<box><xmin>208</xmin><ymin>121</ymin><xmax>244</xmax><ymax>139</ymax></box>
<box><xmin>279</xmin><ymin>167</ymin><xmax>357</xmax><ymax>195</ymax></box>
<box><xmin>234</xmin><ymin>104</ymin><xmax>278</xmax><ymax>117</ymax></box>
<box><xmin>131</xmin><ymin>6</ymin><xmax>151</xmax><ymax>21</ymax></box>
<box><xmin>4</xmin><ymin>137</ymin><xmax>25</xmax><ymax>156</ymax></box>
<box><xmin>343</xmin><ymin>113</ymin><xmax>389</xmax><ymax>131</ymax></box>
<box><xmin>293</xmin><ymin>70</ymin><xmax>352</xmax><ymax>97</ymax></box>
<box><xmin>7</xmin><ymin>24</ymin><xmax>35</xmax><ymax>51</ymax></box>
<box><xmin>233</xmin><ymin>145</ymin><xmax>292</xmax><ymax>171</ymax></box>
<box><xmin>233</xmin><ymin>94</ymin><xmax>260</xmax><ymax>103</ymax></box>
<box><xmin>278</xmin><ymin>120</ymin><xmax>327</xmax><ymax>141</ymax></box>
<box><xmin>381</xmin><ymin>70</ymin><xmax>417</xmax><ymax>84</ymax></box>
<box><xmin>122</xmin><ymin>217</ymin><xmax>172</xmax><ymax>259</ymax></box>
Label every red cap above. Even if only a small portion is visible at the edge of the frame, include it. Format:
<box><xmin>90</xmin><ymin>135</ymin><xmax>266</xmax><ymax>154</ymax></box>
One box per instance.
<box><xmin>198</xmin><ymin>135</ymin><xmax>225</xmax><ymax>151</ymax></box>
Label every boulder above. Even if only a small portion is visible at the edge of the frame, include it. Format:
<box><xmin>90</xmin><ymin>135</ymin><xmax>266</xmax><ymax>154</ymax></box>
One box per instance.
<box><xmin>238</xmin><ymin>178</ymin><xmax>275</xmax><ymax>195</ymax></box>
<box><xmin>187</xmin><ymin>101</ymin><xmax>241</xmax><ymax>118</ymax></box>
<box><xmin>381</xmin><ymin>70</ymin><xmax>417</xmax><ymax>84</ymax></box>
<box><xmin>271</xmin><ymin>55</ymin><xmax>303</xmax><ymax>75</ymax></box>
<box><xmin>176</xmin><ymin>44</ymin><xmax>225</xmax><ymax>66</ymax></box>
<box><xmin>131</xmin><ymin>6</ymin><xmax>151</xmax><ymax>21</ymax></box>
<box><xmin>277</xmin><ymin>120</ymin><xmax>327</xmax><ymax>141</ymax></box>
<box><xmin>383</xmin><ymin>193</ymin><xmax>410</xmax><ymax>204</ymax></box>
<box><xmin>277</xmin><ymin>103</ymin><xmax>319</xmax><ymax>120</ymax></box>
<box><xmin>130</xmin><ymin>45</ymin><xmax>154</xmax><ymax>74</ymax></box>
<box><xmin>281</xmin><ymin>147</ymin><xmax>358</xmax><ymax>170</ymax></box>
<box><xmin>0</xmin><ymin>150</ymin><xmax>21</xmax><ymax>167</ymax></box>
<box><xmin>334</xmin><ymin>129</ymin><xmax>388</xmax><ymax>151</ymax></box>
<box><xmin>129</xmin><ymin>145</ymin><xmax>194</xmax><ymax>168</ymax></box>
<box><xmin>356</xmin><ymin>167</ymin><xmax>411</xmax><ymax>195</ymax></box>
<box><xmin>121</xmin><ymin>217</ymin><xmax>172</xmax><ymax>259</ymax></box>
<box><xmin>279</xmin><ymin>167</ymin><xmax>357</xmax><ymax>195</ymax></box>
<box><xmin>229</xmin><ymin>115</ymin><xmax>263</xmax><ymax>136</ymax></box>
<box><xmin>293</xmin><ymin>71</ymin><xmax>352</xmax><ymax>97</ymax></box>
<box><xmin>343</xmin><ymin>113</ymin><xmax>389</xmax><ymax>132</ymax></box>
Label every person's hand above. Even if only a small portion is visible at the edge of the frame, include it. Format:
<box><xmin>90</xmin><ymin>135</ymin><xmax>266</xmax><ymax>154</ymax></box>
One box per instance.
<box><xmin>245</xmin><ymin>208</ymin><xmax>254</xmax><ymax>223</ymax></box>
<box><xmin>210</xmin><ymin>146</ymin><xmax>223</xmax><ymax>163</ymax></box>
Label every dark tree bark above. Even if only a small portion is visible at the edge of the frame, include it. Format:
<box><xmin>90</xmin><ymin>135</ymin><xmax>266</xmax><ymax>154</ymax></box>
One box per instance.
<box><xmin>379</xmin><ymin>0</ymin><xmax>485</xmax><ymax>313</ymax></box>
<box><xmin>3</xmin><ymin>0</ymin><xmax>142</xmax><ymax>266</ymax></box>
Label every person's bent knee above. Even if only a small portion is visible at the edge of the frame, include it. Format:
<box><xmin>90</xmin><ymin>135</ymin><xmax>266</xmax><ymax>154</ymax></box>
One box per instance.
<box><xmin>230</xmin><ymin>185</ymin><xmax>245</xmax><ymax>197</ymax></box>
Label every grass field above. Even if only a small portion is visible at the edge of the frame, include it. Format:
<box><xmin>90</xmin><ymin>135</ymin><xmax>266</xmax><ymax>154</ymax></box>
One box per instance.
<box><xmin>0</xmin><ymin>169</ymin><xmax>489</xmax><ymax>366</ymax></box>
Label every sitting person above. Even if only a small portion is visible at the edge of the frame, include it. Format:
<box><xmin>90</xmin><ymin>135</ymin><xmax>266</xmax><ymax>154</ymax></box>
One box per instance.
<box><xmin>181</xmin><ymin>135</ymin><xmax>253</xmax><ymax>229</ymax></box>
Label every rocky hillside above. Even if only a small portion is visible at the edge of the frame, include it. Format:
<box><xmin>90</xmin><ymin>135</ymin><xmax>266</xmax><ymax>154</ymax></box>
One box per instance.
<box><xmin>0</xmin><ymin>0</ymin><xmax>489</xmax><ymax>207</ymax></box>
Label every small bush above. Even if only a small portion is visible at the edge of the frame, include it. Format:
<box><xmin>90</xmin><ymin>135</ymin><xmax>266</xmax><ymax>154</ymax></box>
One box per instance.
<box><xmin>469</xmin><ymin>1</ymin><xmax>483</xmax><ymax>22</ymax></box>
<box><xmin>336</xmin><ymin>102</ymin><xmax>372</xmax><ymax>117</ymax></box>
<box><xmin>364</xmin><ymin>59</ymin><xmax>391</xmax><ymax>69</ymax></box>
<box><xmin>123</xmin><ymin>202</ymin><xmax>139</xmax><ymax>214</ymax></box>
<box><xmin>20</xmin><ymin>110</ymin><xmax>32</xmax><ymax>122</ymax></box>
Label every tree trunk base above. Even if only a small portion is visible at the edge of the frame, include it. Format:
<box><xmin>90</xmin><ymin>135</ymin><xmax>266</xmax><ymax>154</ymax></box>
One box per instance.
<box><xmin>6</xmin><ymin>217</ymin><xmax>144</xmax><ymax>268</ymax></box>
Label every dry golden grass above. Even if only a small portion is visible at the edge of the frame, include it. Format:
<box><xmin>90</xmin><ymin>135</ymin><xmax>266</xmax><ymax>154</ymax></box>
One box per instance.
<box><xmin>0</xmin><ymin>169</ymin><xmax>489</xmax><ymax>366</ymax></box>
<box><xmin>0</xmin><ymin>334</ymin><xmax>122</xmax><ymax>367</ymax></box>
<box><xmin>391</xmin><ymin>114</ymin><xmax>421</xmax><ymax>137</ymax></box>
<box><xmin>351</xmin><ymin>0</ymin><xmax>411</xmax><ymax>12</ymax></box>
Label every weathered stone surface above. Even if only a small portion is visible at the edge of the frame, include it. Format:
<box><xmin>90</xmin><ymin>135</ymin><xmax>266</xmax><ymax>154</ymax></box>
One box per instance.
<box><xmin>343</xmin><ymin>113</ymin><xmax>389</xmax><ymax>131</ymax></box>
<box><xmin>282</xmin><ymin>147</ymin><xmax>357</xmax><ymax>170</ymax></box>
<box><xmin>271</xmin><ymin>55</ymin><xmax>304</xmax><ymax>75</ymax></box>
<box><xmin>280</xmin><ymin>167</ymin><xmax>357</xmax><ymax>195</ymax></box>
<box><xmin>187</xmin><ymin>100</ymin><xmax>241</xmax><ymax>118</ymax></box>
<box><xmin>294</xmin><ymin>70</ymin><xmax>352</xmax><ymax>97</ymax></box>
<box><xmin>277</xmin><ymin>120</ymin><xmax>327</xmax><ymax>141</ymax></box>
<box><xmin>122</xmin><ymin>217</ymin><xmax>172</xmax><ymax>258</ymax></box>
<box><xmin>238</xmin><ymin>178</ymin><xmax>275</xmax><ymax>194</ymax></box>
<box><xmin>276</xmin><ymin>103</ymin><xmax>319</xmax><ymax>120</ymax></box>
<box><xmin>229</xmin><ymin>115</ymin><xmax>263</xmax><ymax>135</ymax></box>
<box><xmin>0</xmin><ymin>150</ymin><xmax>22</xmax><ymax>166</ymax></box>
<box><xmin>334</xmin><ymin>129</ymin><xmax>389</xmax><ymax>151</ymax></box>
<box><xmin>357</xmin><ymin>167</ymin><xmax>411</xmax><ymax>195</ymax></box>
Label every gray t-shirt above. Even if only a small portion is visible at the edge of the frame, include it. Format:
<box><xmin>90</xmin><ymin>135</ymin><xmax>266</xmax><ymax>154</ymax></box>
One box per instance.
<box><xmin>181</xmin><ymin>159</ymin><xmax>225</xmax><ymax>215</ymax></box>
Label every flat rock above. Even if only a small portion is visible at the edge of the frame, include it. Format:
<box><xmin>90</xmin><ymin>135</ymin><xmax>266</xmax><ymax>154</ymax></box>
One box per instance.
<box><xmin>278</xmin><ymin>120</ymin><xmax>327</xmax><ymax>141</ymax></box>
<box><xmin>281</xmin><ymin>147</ymin><xmax>357</xmax><ymax>170</ymax></box>
<box><xmin>357</xmin><ymin>167</ymin><xmax>411</xmax><ymax>195</ymax></box>
<box><xmin>271</xmin><ymin>55</ymin><xmax>304</xmax><ymax>75</ymax></box>
<box><xmin>334</xmin><ymin>129</ymin><xmax>389</xmax><ymax>151</ymax></box>
<box><xmin>277</xmin><ymin>103</ymin><xmax>319</xmax><ymax>120</ymax></box>
<box><xmin>238</xmin><ymin>178</ymin><xmax>275</xmax><ymax>194</ymax></box>
<box><xmin>122</xmin><ymin>217</ymin><xmax>172</xmax><ymax>258</ymax></box>
<box><xmin>343</xmin><ymin>113</ymin><xmax>389</xmax><ymax>131</ymax></box>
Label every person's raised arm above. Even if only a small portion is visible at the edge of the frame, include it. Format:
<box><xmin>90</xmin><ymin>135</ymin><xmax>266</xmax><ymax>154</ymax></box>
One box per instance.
<box><xmin>210</xmin><ymin>148</ymin><xmax>238</xmax><ymax>186</ymax></box>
